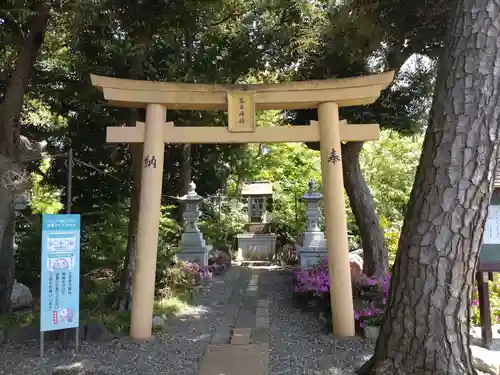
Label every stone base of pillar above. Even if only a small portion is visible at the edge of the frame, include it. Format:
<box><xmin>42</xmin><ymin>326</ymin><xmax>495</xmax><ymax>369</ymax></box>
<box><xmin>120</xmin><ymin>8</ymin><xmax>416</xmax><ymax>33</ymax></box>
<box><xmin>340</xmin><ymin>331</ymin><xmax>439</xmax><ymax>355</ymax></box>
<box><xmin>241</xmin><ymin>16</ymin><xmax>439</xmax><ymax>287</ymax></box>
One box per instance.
<box><xmin>297</xmin><ymin>231</ymin><xmax>328</xmax><ymax>268</ymax></box>
<box><xmin>297</xmin><ymin>246</ymin><xmax>328</xmax><ymax>268</ymax></box>
<box><xmin>236</xmin><ymin>233</ymin><xmax>277</xmax><ymax>261</ymax></box>
<box><xmin>177</xmin><ymin>232</ymin><xmax>209</xmax><ymax>266</ymax></box>
<box><xmin>176</xmin><ymin>250</ymin><xmax>209</xmax><ymax>267</ymax></box>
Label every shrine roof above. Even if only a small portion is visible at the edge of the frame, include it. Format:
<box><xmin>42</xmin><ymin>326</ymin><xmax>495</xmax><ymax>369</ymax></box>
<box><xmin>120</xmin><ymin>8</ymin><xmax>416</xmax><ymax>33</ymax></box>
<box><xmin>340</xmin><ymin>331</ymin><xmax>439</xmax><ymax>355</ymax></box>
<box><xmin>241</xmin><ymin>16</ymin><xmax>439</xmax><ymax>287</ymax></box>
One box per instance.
<box><xmin>241</xmin><ymin>182</ymin><xmax>273</xmax><ymax>196</ymax></box>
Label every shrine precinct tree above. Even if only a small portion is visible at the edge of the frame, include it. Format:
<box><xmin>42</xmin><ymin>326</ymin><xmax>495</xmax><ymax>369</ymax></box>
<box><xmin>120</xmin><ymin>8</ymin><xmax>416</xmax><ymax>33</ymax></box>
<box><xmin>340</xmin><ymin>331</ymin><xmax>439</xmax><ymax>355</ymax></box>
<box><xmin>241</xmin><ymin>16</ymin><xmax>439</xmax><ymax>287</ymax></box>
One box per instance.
<box><xmin>359</xmin><ymin>0</ymin><xmax>500</xmax><ymax>374</ymax></box>
<box><xmin>0</xmin><ymin>2</ymin><xmax>52</xmax><ymax>312</ymax></box>
<box><xmin>294</xmin><ymin>1</ymin><xmax>436</xmax><ymax>277</ymax></box>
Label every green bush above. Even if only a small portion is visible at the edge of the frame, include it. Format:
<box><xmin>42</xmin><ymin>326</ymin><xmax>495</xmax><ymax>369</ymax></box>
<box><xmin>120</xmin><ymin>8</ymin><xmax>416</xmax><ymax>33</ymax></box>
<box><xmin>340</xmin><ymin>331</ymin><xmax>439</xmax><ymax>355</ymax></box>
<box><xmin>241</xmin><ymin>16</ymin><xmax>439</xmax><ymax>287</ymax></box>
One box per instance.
<box><xmin>471</xmin><ymin>279</ymin><xmax>500</xmax><ymax>326</ymax></box>
<box><xmin>200</xmin><ymin>196</ymin><xmax>247</xmax><ymax>250</ymax></box>
<box><xmin>16</xmin><ymin>202</ymin><xmax>180</xmax><ymax>295</ymax></box>
<box><xmin>156</xmin><ymin>260</ymin><xmax>201</xmax><ymax>298</ymax></box>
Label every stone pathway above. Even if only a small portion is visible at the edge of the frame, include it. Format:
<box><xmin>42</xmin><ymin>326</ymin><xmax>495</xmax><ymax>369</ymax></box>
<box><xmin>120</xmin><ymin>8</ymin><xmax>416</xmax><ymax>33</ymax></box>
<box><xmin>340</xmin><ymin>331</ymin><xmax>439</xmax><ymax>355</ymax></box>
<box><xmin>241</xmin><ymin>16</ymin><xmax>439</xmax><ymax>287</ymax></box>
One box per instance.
<box><xmin>0</xmin><ymin>265</ymin><xmax>375</xmax><ymax>375</ymax></box>
<box><xmin>198</xmin><ymin>265</ymin><xmax>374</xmax><ymax>375</ymax></box>
<box><xmin>198</xmin><ymin>268</ymin><xmax>269</xmax><ymax>375</ymax></box>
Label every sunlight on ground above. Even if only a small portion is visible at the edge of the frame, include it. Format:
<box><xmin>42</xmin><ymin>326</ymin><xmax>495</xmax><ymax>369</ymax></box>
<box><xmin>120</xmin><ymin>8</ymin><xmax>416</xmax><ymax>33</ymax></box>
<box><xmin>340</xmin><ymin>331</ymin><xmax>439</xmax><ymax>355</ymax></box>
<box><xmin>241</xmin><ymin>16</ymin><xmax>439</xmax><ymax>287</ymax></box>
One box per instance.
<box><xmin>246</xmin><ymin>265</ymin><xmax>283</xmax><ymax>270</ymax></box>
<box><xmin>155</xmin><ymin>295</ymin><xmax>211</xmax><ymax>319</ymax></box>
<box><xmin>54</xmin><ymin>362</ymin><xmax>85</xmax><ymax>371</ymax></box>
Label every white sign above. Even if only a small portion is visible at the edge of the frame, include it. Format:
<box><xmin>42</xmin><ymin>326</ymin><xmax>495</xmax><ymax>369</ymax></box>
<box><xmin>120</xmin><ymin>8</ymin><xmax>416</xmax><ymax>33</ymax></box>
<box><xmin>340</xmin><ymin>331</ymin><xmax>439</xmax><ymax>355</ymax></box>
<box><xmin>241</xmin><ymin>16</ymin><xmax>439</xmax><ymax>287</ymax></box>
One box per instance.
<box><xmin>47</xmin><ymin>233</ymin><xmax>77</xmax><ymax>253</ymax></box>
<box><xmin>484</xmin><ymin>206</ymin><xmax>500</xmax><ymax>244</ymax></box>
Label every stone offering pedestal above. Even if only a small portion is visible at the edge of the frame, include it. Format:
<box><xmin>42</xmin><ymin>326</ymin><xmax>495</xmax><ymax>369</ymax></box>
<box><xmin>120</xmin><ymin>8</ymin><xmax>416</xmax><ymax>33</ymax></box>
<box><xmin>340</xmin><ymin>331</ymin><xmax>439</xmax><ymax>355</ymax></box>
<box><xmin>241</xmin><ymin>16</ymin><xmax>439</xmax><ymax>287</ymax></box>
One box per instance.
<box><xmin>236</xmin><ymin>233</ymin><xmax>277</xmax><ymax>261</ymax></box>
<box><xmin>176</xmin><ymin>182</ymin><xmax>209</xmax><ymax>266</ymax></box>
<box><xmin>296</xmin><ymin>180</ymin><xmax>328</xmax><ymax>268</ymax></box>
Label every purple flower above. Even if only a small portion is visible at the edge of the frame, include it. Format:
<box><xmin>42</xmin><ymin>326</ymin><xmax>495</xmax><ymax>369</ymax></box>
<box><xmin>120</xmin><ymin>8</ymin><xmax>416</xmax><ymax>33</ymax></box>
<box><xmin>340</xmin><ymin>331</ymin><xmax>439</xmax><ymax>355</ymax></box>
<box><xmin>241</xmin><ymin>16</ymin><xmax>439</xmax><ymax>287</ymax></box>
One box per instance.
<box><xmin>365</xmin><ymin>278</ymin><xmax>378</xmax><ymax>286</ymax></box>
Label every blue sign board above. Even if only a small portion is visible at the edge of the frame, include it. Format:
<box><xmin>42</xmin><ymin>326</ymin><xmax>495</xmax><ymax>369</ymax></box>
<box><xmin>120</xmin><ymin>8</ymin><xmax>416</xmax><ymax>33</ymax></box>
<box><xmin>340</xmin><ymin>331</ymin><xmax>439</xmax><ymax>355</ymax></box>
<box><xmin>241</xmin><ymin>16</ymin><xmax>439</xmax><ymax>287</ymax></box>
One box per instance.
<box><xmin>40</xmin><ymin>214</ymin><xmax>80</xmax><ymax>332</ymax></box>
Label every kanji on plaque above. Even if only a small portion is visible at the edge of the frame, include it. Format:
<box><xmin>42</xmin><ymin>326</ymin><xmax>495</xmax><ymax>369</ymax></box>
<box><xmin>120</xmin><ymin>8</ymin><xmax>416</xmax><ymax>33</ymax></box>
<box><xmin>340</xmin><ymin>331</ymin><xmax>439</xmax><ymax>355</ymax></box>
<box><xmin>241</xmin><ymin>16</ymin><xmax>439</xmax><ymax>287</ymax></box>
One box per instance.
<box><xmin>227</xmin><ymin>91</ymin><xmax>255</xmax><ymax>132</ymax></box>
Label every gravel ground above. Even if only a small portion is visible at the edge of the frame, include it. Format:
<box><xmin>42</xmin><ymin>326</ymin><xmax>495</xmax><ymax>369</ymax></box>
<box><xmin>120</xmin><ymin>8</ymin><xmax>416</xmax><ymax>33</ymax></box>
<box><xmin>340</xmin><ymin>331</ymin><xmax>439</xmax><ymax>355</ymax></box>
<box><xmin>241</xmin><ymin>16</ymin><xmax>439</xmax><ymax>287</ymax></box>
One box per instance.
<box><xmin>470</xmin><ymin>325</ymin><xmax>500</xmax><ymax>351</ymax></box>
<box><xmin>0</xmin><ymin>265</ymin><xmax>246</xmax><ymax>375</ymax></box>
<box><xmin>267</xmin><ymin>269</ymin><xmax>374</xmax><ymax>375</ymax></box>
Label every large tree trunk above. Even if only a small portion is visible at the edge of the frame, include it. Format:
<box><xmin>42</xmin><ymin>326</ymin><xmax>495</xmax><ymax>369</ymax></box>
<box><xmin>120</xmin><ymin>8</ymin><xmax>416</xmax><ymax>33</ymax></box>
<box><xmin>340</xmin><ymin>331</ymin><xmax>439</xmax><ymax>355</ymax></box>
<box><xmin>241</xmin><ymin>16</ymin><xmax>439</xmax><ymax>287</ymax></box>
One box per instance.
<box><xmin>113</xmin><ymin>143</ymin><xmax>142</xmax><ymax>311</ymax></box>
<box><xmin>0</xmin><ymin>179</ymin><xmax>15</xmax><ymax>314</ymax></box>
<box><xmin>178</xmin><ymin>144</ymin><xmax>192</xmax><ymax>196</ymax></box>
<box><xmin>0</xmin><ymin>6</ymin><xmax>50</xmax><ymax>312</ymax></box>
<box><xmin>342</xmin><ymin>141</ymin><xmax>388</xmax><ymax>277</ymax></box>
<box><xmin>175</xmin><ymin>143</ymin><xmax>192</xmax><ymax>221</ymax></box>
<box><xmin>175</xmin><ymin>26</ymin><xmax>194</xmax><ymax>219</ymax></box>
<box><xmin>113</xmin><ymin>36</ymin><xmax>151</xmax><ymax>311</ymax></box>
<box><xmin>358</xmin><ymin>1</ymin><xmax>500</xmax><ymax>373</ymax></box>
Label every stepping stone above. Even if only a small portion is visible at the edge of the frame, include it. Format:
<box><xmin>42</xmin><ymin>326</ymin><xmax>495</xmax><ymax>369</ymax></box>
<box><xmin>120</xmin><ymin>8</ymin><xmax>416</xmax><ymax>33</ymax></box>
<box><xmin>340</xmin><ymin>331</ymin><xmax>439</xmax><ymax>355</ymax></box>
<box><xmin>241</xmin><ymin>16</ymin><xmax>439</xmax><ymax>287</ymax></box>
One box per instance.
<box><xmin>255</xmin><ymin>318</ymin><xmax>269</xmax><ymax>328</ymax></box>
<box><xmin>242</xmin><ymin>296</ymin><xmax>258</xmax><ymax>309</ymax></box>
<box><xmin>199</xmin><ymin>344</ymin><xmax>268</xmax><ymax>375</ymax></box>
<box><xmin>235</xmin><ymin>310</ymin><xmax>256</xmax><ymax>328</ymax></box>
<box><xmin>211</xmin><ymin>332</ymin><xmax>231</xmax><ymax>344</ymax></box>
<box><xmin>256</xmin><ymin>307</ymin><xmax>269</xmax><ymax>316</ymax></box>
<box><xmin>231</xmin><ymin>328</ymin><xmax>252</xmax><ymax>345</ymax></box>
<box><xmin>258</xmin><ymin>300</ymin><xmax>270</xmax><ymax>308</ymax></box>
<box><xmin>252</xmin><ymin>327</ymin><xmax>269</xmax><ymax>344</ymax></box>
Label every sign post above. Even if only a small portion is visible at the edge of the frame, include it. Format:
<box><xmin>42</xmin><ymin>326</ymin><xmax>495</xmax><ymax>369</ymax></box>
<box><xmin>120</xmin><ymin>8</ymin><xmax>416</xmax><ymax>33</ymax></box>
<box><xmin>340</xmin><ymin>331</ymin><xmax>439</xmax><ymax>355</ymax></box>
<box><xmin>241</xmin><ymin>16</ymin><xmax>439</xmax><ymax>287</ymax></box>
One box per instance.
<box><xmin>40</xmin><ymin>214</ymin><xmax>81</xmax><ymax>357</ymax></box>
<box><xmin>478</xmin><ymin>189</ymin><xmax>500</xmax><ymax>348</ymax></box>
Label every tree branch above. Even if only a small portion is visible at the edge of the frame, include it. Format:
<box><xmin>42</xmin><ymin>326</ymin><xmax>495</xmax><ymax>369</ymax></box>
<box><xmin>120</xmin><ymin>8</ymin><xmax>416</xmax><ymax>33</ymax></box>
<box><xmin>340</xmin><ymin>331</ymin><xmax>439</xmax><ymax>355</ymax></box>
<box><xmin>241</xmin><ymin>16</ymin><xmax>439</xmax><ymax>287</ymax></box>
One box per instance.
<box><xmin>210</xmin><ymin>8</ymin><xmax>243</xmax><ymax>27</ymax></box>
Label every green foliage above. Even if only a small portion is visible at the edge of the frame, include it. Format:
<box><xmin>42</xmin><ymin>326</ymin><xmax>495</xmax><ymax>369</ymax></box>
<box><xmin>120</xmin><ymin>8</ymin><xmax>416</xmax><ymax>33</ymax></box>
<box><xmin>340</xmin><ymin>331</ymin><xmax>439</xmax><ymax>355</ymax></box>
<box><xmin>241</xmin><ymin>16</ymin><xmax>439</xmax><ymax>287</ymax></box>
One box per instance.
<box><xmin>81</xmin><ymin>203</ymin><xmax>130</xmax><ymax>275</ymax></box>
<box><xmin>15</xmin><ymin>216</ymin><xmax>43</xmax><ymax>290</ymax></box>
<box><xmin>29</xmin><ymin>157</ymin><xmax>64</xmax><ymax>214</ymax></box>
<box><xmin>156</xmin><ymin>260</ymin><xmax>203</xmax><ymax>298</ymax></box>
<box><xmin>200</xmin><ymin>197</ymin><xmax>247</xmax><ymax>249</ymax></box>
<box><xmin>3</xmin><ymin>0</ymin><xmax>442</xmax><ymax>333</ymax></box>
<box><xmin>16</xmin><ymin>202</ymin><xmax>179</xmax><ymax>291</ymax></box>
<box><xmin>361</xmin><ymin>130</ymin><xmax>423</xmax><ymax>225</ymax></box>
<box><xmin>471</xmin><ymin>280</ymin><xmax>500</xmax><ymax>327</ymax></box>
<box><xmin>361</xmin><ymin>130</ymin><xmax>423</xmax><ymax>263</ymax></box>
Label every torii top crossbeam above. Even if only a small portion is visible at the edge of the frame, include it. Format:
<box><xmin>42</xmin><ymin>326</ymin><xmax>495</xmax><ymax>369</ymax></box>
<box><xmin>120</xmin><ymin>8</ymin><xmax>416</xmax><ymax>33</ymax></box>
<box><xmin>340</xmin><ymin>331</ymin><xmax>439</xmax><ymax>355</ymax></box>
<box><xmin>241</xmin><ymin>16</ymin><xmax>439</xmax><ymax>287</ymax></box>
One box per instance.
<box><xmin>90</xmin><ymin>71</ymin><xmax>394</xmax><ymax>110</ymax></box>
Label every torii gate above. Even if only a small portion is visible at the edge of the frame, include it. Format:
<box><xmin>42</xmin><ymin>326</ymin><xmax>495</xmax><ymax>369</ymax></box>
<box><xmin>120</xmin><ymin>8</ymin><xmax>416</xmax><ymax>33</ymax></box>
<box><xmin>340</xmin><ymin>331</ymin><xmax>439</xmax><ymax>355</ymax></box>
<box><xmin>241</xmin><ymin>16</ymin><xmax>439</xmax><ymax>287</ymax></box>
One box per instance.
<box><xmin>91</xmin><ymin>72</ymin><xmax>395</xmax><ymax>341</ymax></box>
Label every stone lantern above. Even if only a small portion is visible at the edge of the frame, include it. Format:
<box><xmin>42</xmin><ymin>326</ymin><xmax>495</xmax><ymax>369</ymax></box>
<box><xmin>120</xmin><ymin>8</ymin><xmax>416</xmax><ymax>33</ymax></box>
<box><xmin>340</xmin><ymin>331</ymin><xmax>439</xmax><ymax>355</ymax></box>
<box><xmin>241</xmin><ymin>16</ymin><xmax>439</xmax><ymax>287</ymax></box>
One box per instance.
<box><xmin>176</xmin><ymin>181</ymin><xmax>208</xmax><ymax>266</ymax></box>
<box><xmin>296</xmin><ymin>180</ymin><xmax>328</xmax><ymax>268</ymax></box>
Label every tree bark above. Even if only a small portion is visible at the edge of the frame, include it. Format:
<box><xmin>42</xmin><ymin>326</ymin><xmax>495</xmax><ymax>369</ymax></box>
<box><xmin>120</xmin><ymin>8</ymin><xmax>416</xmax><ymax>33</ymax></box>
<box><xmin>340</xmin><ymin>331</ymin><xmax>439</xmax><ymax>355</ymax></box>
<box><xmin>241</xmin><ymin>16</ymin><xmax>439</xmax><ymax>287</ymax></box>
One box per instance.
<box><xmin>113</xmin><ymin>35</ymin><xmax>151</xmax><ymax>311</ymax></box>
<box><xmin>113</xmin><ymin>143</ymin><xmax>142</xmax><ymax>311</ymax></box>
<box><xmin>234</xmin><ymin>175</ymin><xmax>246</xmax><ymax>198</ymax></box>
<box><xmin>175</xmin><ymin>24</ymin><xmax>194</xmax><ymax>221</ymax></box>
<box><xmin>342</xmin><ymin>141</ymin><xmax>388</xmax><ymax>277</ymax></box>
<box><xmin>178</xmin><ymin>144</ymin><xmax>192</xmax><ymax>196</ymax></box>
<box><xmin>179</xmin><ymin>24</ymin><xmax>194</xmax><ymax>196</ymax></box>
<box><xmin>0</xmin><ymin>173</ymin><xmax>15</xmax><ymax>313</ymax></box>
<box><xmin>359</xmin><ymin>1</ymin><xmax>500</xmax><ymax>373</ymax></box>
<box><xmin>0</xmin><ymin>5</ymin><xmax>50</xmax><ymax>313</ymax></box>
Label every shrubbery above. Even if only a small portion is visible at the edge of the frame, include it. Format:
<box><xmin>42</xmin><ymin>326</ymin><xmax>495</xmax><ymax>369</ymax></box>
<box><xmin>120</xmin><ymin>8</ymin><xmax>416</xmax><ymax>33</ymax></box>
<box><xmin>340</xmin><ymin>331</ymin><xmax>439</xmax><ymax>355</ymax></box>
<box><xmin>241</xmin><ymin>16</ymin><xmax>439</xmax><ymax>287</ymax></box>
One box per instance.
<box><xmin>293</xmin><ymin>257</ymin><xmax>390</xmax><ymax>329</ymax></box>
<box><xmin>293</xmin><ymin>256</ymin><xmax>499</xmax><ymax>330</ymax></box>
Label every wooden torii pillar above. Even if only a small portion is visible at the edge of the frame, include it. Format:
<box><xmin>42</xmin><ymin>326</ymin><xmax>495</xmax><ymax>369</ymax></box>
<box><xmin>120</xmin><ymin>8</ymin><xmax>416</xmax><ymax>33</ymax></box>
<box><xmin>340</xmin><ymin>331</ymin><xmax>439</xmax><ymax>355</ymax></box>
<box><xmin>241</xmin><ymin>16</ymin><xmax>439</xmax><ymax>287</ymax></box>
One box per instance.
<box><xmin>91</xmin><ymin>72</ymin><xmax>395</xmax><ymax>341</ymax></box>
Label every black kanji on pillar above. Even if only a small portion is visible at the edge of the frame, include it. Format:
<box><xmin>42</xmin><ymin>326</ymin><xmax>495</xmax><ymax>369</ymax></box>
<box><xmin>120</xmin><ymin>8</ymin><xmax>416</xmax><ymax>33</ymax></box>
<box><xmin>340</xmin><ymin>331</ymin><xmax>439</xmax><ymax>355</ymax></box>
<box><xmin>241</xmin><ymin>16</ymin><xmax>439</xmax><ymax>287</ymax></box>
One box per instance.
<box><xmin>144</xmin><ymin>155</ymin><xmax>157</xmax><ymax>168</ymax></box>
<box><xmin>328</xmin><ymin>148</ymin><xmax>340</xmax><ymax>164</ymax></box>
